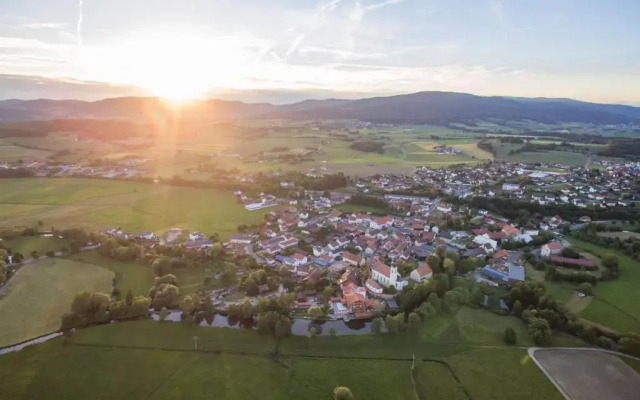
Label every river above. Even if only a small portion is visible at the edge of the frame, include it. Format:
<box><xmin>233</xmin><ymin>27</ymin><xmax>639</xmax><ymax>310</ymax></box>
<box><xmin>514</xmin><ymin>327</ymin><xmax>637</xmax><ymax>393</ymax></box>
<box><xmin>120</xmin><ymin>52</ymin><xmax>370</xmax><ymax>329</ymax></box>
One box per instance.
<box><xmin>151</xmin><ymin>311</ymin><xmax>373</xmax><ymax>336</ymax></box>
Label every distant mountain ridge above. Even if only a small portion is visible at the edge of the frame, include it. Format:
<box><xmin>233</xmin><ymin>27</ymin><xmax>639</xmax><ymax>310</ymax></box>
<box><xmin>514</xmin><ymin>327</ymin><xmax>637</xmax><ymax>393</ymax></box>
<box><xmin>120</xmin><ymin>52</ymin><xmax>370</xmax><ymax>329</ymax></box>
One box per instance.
<box><xmin>1</xmin><ymin>91</ymin><xmax>639</xmax><ymax>125</ymax></box>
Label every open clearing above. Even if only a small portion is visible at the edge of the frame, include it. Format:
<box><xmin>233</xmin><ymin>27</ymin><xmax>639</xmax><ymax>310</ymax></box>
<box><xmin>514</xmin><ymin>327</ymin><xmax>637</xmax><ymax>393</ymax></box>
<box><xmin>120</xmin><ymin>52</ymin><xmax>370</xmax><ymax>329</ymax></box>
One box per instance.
<box><xmin>64</xmin><ymin>250</ymin><xmax>154</xmax><ymax>296</ymax></box>
<box><xmin>0</xmin><ymin>178</ymin><xmax>268</xmax><ymax>239</ymax></box>
<box><xmin>531</xmin><ymin>349</ymin><xmax>640</xmax><ymax>400</ymax></box>
<box><xmin>0</xmin><ymin>319</ymin><xmax>565</xmax><ymax>400</ymax></box>
<box><xmin>0</xmin><ymin>258</ymin><xmax>113</xmax><ymax>347</ymax></box>
<box><xmin>3</xmin><ymin>236</ymin><xmax>70</xmax><ymax>256</ymax></box>
<box><xmin>568</xmin><ymin>238</ymin><xmax>640</xmax><ymax>333</ymax></box>
<box><xmin>502</xmin><ymin>151</ymin><xmax>589</xmax><ymax>166</ymax></box>
<box><xmin>402</xmin><ymin>141</ymin><xmax>487</xmax><ymax>166</ymax></box>
<box><xmin>64</xmin><ymin>249</ymin><xmax>218</xmax><ymax>296</ymax></box>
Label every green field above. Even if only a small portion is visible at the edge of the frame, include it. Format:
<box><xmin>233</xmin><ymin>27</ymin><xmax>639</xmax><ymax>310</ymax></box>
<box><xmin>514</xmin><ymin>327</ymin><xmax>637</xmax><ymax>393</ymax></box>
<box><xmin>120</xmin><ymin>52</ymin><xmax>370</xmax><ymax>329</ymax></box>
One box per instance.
<box><xmin>568</xmin><ymin>238</ymin><xmax>640</xmax><ymax>333</ymax></box>
<box><xmin>64</xmin><ymin>250</ymin><xmax>217</xmax><ymax>296</ymax></box>
<box><xmin>2</xmin><ymin>236</ymin><xmax>70</xmax><ymax>256</ymax></box>
<box><xmin>0</xmin><ymin>317</ymin><xmax>565</xmax><ymax>400</ymax></box>
<box><xmin>502</xmin><ymin>151</ymin><xmax>589</xmax><ymax>166</ymax></box>
<box><xmin>335</xmin><ymin>204</ymin><xmax>388</xmax><ymax>215</ymax></box>
<box><xmin>401</xmin><ymin>141</ymin><xmax>488</xmax><ymax>166</ymax></box>
<box><xmin>0</xmin><ymin>178</ymin><xmax>269</xmax><ymax>240</ymax></box>
<box><xmin>65</xmin><ymin>250</ymin><xmax>154</xmax><ymax>296</ymax></box>
<box><xmin>0</xmin><ymin>258</ymin><xmax>113</xmax><ymax>347</ymax></box>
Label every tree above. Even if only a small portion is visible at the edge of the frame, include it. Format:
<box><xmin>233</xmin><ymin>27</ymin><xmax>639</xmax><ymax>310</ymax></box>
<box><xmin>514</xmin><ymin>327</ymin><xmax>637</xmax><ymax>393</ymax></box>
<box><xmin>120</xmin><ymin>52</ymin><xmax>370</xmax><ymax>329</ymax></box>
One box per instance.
<box><xmin>443</xmin><ymin>258</ymin><xmax>456</xmax><ymax>275</ymax></box>
<box><xmin>274</xmin><ymin>316</ymin><xmax>292</xmax><ymax>338</ymax></box>
<box><xmin>503</xmin><ymin>327</ymin><xmax>517</xmax><ymax>345</ymax></box>
<box><xmin>12</xmin><ymin>252</ymin><xmax>24</xmax><ymax>264</ymax></box>
<box><xmin>151</xmin><ymin>256</ymin><xmax>171</xmax><ymax>276</ymax></box>
<box><xmin>385</xmin><ymin>314</ymin><xmax>398</xmax><ymax>334</ymax></box>
<box><xmin>619</xmin><ymin>335</ymin><xmax>640</xmax><ymax>357</ymax></box>
<box><xmin>578</xmin><ymin>282</ymin><xmax>593</xmax><ymax>296</ymax></box>
<box><xmin>528</xmin><ymin>317</ymin><xmax>552</xmax><ymax>346</ymax></box>
<box><xmin>257</xmin><ymin>311</ymin><xmax>279</xmax><ymax>334</ymax></box>
<box><xmin>308</xmin><ymin>306</ymin><xmax>325</xmax><ymax>320</ymax></box>
<box><xmin>151</xmin><ymin>284</ymin><xmax>180</xmax><ymax>310</ymax></box>
<box><xmin>125</xmin><ymin>289</ymin><xmax>134</xmax><ymax>306</ymax></box>
<box><xmin>371</xmin><ymin>317</ymin><xmax>383</xmax><ymax>334</ymax></box>
<box><xmin>241</xmin><ymin>298</ymin><xmax>254</xmax><ymax>320</ymax></box>
<box><xmin>469</xmin><ymin>287</ymin><xmax>483</xmax><ymax>306</ymax></box>
<box><xmin>512</xmin><ymin>300</ymin><xmax>524</xmax><ymax>318</ymax></box>
<box><xmin>227</xmin><ymin>304</ymin><xmax>241</xmax><ymax>319</ymax></box>
<box><xmin>128</xmin><ymin>296</ymin><xmax>151</xmax><ymax>317</ymax></box>
<box><xmin>334</xmin><ymin>386</ymin><xmax>354</xmax><ymax>400</ymax></box>
<box><xmin>427</xmin><ymin>292</ymin><xmax>441</xmax><ymax>313</ymax></box>
<box><xmin>434</xmin><ymin>274</ymin><xmax>449</xmax><ymax>296</ymax></box>
<box><xmin>487</xmin><ymin>294</ymin><xmax>501</xmax><ymax>309</ymax></box>
<box><xmin>181</xmin><ymin>296</ymin><xmax>196</xmax><ymax>314</ymax></box>
<box><xmin>602</xmin><ymin>254</ymin><xmax>619</xmax><ymax>270</ymax></box>
<box><xmin>309</xmin><ymin>326</ymin><xmax>318</xmax><ymax>338</ymax></box>
<box><xmin>408</xmin><ymin>312</ymin><xmax>421</xmax><ymax>329</ymax></box>
<box><xmin>159</xmin><ymin>307</ymin><xmax>169</xmax><ymax>322</ymax></box>
<box><xmin>246</xmin><ymin>280</ymin><xmax>259</xmax><ymax>296</ymax></box>
<box><xmin>427</xmin><ymin>255</ymin><xmax>441</xmax><ymax>274</ymax></box>
<box><xmin>71</xmin><ymin>291</ymin><xmax>93</xmax><ymax>315</ymax></box>
<box><xmin>0</xmin><ymin>260</ymin><xmax>6</xmax><ymax>285</ymax></box>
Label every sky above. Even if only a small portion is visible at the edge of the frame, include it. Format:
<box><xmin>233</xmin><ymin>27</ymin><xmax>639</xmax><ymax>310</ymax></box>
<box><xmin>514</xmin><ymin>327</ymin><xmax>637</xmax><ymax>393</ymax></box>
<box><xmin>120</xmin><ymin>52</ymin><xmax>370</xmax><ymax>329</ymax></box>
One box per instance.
<box><xmin>0</xmin><ymin>0</ymin><xmax>639</xmax><ymax>104</ymax></box>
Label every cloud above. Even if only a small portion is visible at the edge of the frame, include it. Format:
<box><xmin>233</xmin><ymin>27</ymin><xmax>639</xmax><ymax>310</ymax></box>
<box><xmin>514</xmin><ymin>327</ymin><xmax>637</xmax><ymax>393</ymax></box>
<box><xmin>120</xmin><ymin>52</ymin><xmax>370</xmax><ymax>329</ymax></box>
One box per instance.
<box><xmin>364</xmin><ymin>0</ymin><xmax>408</xmax><ymax>13</ymax></box>
<box><xmin>285</xmin><ymin>34</ymin><xmax>306</xmax><ymax>57</ymax></box>
<box><xmin>488</xmin><ymin>0</ymin><xmax>508</xmax><ymax>28</ymax></box>
<box><xmin>23</xmin><ymin>22</ymin><xmax>67</xmax><ymax>30</ymax></box>
<box><xmin>77</xmin><ymin>0</ymin><xmax>83</xmax><ymax>46</ymax></box>
<box><xmin>321</xmin><ymin>0</ymin><xmax>346</xmax><ymax>13</ymax></box>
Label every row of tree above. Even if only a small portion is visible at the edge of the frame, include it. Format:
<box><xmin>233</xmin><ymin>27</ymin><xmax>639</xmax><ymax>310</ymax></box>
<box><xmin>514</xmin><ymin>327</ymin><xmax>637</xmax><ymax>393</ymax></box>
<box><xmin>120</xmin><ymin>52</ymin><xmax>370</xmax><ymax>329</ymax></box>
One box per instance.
<box><xmin>61</xmin><ymin>291</ymin><xmax>150</xmax><ymax>330</ymax></box>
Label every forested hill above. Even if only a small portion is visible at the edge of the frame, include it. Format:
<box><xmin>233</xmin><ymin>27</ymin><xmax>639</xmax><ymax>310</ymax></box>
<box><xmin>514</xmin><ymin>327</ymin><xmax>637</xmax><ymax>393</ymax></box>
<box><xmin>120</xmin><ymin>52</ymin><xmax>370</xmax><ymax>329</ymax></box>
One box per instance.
<box><xmin>1</xmin><ymin>91</ymin><xmax>639</xmax><ymax>125</ymax></box>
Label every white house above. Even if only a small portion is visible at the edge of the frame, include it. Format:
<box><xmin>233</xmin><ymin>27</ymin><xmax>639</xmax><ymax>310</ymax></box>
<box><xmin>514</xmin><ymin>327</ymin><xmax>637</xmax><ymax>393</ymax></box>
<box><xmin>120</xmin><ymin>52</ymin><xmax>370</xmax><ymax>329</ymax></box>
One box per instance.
<box><xmin>365</xmin><ymin>278</ymin><xmax>383</xmax><ymax>295</ymax></box>
<box><xmin>541</xmin><ymin>242</ymin><xmax>564</xmax><ymax>258</ymax></box>
<box><xmin>370</xmin><ymin>259</ymin><xmax>409</xmax><ymax>291</ymax></box>
<box><xmin>370</xmin><ymin>216</ymin><xmax>393</xmax><ymax>229</ymax></box>
<box><xmin>473</xmin><ymin>234</ymin><xmax>498</xmax><ymax>251</ymax></box>
<box><xmin>342</xmin><ymin>251</ymin><xmax>365</xmax><ymax>267</ymax></box>
<box><xmin>410</xmin><ymin>263</ymin><xmax>433</xmax><ymax>283</ymax></box>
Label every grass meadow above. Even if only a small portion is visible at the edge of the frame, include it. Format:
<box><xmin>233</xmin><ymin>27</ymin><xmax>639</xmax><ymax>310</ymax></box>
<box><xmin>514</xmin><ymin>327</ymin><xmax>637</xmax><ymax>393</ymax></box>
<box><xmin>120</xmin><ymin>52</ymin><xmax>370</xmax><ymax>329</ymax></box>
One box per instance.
<box><xmin>568</xmin><ymin>238</ymin><xmax>640</xmax><ymax>333</ymax></box>
<box><xmin>0</xmin><ymin>178</ymin><xmax>269</xmax><ymax>240</ymax></box>
<box><xmin>0</xmin><ymin>314</ymin><xmax>567</xmax><ymax>400</ymax></box>
<box><xmin>0</xmin><ymin>258</ymin><xmax>113</xmax><ymax>347</ymax></box>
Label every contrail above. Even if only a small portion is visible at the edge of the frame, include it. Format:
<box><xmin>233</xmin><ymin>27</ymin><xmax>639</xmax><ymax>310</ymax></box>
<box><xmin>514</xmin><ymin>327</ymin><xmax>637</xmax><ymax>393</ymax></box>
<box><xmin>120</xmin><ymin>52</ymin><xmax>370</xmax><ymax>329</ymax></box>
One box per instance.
<box><xmin>77</xmin><ymin>0</ymin><xmax>83</xmax><ymax>46</ymax></box>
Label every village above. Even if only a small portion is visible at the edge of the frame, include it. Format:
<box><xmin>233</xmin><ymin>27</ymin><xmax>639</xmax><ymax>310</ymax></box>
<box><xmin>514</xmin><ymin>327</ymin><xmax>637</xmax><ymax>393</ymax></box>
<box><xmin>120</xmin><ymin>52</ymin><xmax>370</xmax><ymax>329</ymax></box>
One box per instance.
<box><xmin>91</xmin><ymin>158</ymin><xmax>640</xmax><ymax>324</ymax></box>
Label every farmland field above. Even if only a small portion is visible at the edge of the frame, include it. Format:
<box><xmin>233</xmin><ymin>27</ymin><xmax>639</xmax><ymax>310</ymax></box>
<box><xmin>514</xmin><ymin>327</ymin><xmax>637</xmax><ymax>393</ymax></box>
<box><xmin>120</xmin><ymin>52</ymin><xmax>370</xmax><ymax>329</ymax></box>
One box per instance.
<box><xmin>2</xmin><ymin>235</ymin><xmax>70</xmax><ymax>256</ymax></box>
<box><xmin>0</xmin><ymin>178</ymin><xmax>269</xmax><ymax>239</ymax></box>
<box><xmin>0</xmin><ymin>258</ymin><xmax>113</xmax><ymax>347</ymax></box>
<box><xmin>64</xmin><ymin>249</ymin><xmax>215</xmax><ymax>296</ymax></box>
<box><xmin>532</xmin><ymin>349</ymin><xmax>640</xmax><ymax>400</ymax></box>
<box><xmin>568</xmin><ymin>238</ymin><xmax>640</xmax><ymax>333</ymax></box>
<box><xmin>401</xmin><ymin>141</ymin><xmax>489</xmax><ymax>166</ymax></box>
<box><xmin>502</xmin><ymin>150</ymin><xmax>589</xmax><ymax>166</ymax></box>
<box><xmin>64</xmin><ymin>250</ymin><xmax>154</xmax><ymax>296</ymax></box>
<box><xmin>0</xmin><ymin>318</ymin><xmax>566</xmax><ymax>400</ymax></box>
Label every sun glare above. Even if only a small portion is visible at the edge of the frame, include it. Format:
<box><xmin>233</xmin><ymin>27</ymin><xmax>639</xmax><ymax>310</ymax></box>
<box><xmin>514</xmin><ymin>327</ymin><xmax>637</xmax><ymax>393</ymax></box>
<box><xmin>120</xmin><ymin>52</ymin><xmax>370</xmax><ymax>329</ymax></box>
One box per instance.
<box><xmin>81</xmin><ymin>32</ymin><xmax>246</xmax><ymax>101</ymax></box>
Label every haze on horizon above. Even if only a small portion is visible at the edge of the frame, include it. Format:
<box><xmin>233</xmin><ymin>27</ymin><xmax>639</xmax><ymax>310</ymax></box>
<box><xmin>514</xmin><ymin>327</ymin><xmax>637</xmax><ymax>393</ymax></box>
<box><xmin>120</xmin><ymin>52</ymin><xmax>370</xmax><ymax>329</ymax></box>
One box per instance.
<box><xmin>0</xmin><ymin>0</ymin><xmax>638</xmax><ymax>105</ymax></box>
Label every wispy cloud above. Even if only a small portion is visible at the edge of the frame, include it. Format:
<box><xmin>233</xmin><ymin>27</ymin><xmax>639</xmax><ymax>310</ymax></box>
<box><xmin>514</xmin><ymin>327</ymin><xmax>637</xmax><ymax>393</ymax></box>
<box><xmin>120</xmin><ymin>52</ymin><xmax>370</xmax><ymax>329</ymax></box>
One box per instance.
<box><xmin>321</xmin><ymin>0</ymin><xmax>346</xmax><ymax>13</ymax></box>
<box><xmin>285</xmin><ymin>34</ymin><xmax>306</xmax><ymax>57</ymax></box>
<box><xmin>364</xmin><ymin>0</ymin><xmax>408</xmax><ymax>13</ymax></box>
<box><xmin>77</xmin><ymin>0</ymin><xmax>83</xmax><ymax>46</ymax></box>
<box><xmin>23</xmin><ymin>22</ymin><xmax>67</xmax><ymax>30</ymax></box>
